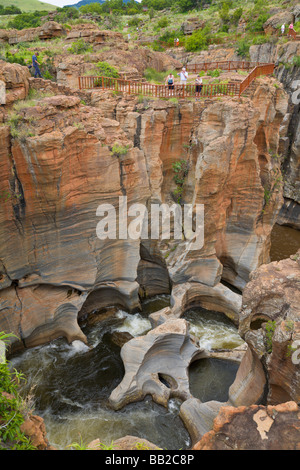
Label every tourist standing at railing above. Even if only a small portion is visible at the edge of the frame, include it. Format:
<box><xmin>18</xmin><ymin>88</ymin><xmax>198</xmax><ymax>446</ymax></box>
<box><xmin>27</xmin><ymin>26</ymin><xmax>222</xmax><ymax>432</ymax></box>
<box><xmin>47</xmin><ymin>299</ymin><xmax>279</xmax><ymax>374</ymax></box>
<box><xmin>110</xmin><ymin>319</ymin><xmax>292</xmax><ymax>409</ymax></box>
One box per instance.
<box><xmin>178</xmin><ymin>68</ymin><xmax>188</xmax><ymax>85</ymax></box>
<box><xmin>195</xmin><ymin>75</ymin><xmax>203</xmax><ymax>100</ymax></box>
<box><xmin>165</xmin><ymin>73</ymin><xmax>175</xmax><ymax>96</ymax></box>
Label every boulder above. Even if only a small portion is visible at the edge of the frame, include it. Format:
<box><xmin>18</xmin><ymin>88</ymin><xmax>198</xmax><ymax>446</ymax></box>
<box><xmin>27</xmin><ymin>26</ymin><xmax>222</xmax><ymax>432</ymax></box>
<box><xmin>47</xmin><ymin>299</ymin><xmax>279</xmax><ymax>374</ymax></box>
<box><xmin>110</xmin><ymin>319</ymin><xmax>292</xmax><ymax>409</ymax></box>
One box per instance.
<box><xmin>193</xmin><ymin>402</ymin><xmax>300</xmax><ymax>450</ymax></box>
<box><xmin>263</xmin><ymin>11</ymin><xmax>294</xmax><ymax>35</ymax></box>
<box><xmin>0</xmin><ymin>60</ymin><xmax>31</xmax><ymax>104</ymax></box>
<box><xmin>20</xmin><ymin>414</ymin><xmax>53</xmax><ymax>450</ymax></box>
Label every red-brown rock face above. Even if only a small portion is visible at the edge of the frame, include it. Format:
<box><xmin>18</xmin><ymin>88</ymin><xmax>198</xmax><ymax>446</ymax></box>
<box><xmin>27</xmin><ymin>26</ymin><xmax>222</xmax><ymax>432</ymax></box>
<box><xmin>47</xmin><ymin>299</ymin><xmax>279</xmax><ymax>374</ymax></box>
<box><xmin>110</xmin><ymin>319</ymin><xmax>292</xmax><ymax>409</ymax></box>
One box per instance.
<box><xmin>0</xmin><ymin>65</ymin><xmax>289</xmax><ymax>351</ymax></box>
<box><xmin>193</xmin><ymin>401</ymin><xmax>300</xmax><ymax>450</ymax></box>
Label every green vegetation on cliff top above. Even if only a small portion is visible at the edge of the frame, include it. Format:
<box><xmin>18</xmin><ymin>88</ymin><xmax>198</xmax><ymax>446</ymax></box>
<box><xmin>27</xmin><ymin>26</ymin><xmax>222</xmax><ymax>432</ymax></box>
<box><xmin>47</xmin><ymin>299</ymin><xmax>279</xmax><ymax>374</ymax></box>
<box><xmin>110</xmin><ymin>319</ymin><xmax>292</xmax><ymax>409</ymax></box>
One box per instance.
<box><xmin>0</xmin><ymin>0</ymin><xmax>56</xmax><ymax>12</ymax></box>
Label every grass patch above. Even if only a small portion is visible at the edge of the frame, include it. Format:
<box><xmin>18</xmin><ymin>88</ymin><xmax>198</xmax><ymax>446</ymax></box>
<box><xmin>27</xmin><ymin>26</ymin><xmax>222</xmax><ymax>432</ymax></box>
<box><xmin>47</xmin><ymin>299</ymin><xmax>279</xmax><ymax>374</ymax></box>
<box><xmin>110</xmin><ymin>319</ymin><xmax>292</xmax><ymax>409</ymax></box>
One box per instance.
<box><xmin>0</xmin><ymin>0</ymin><xmax>55</xmax><ymax>12</ymax></box>
<box><xmin>67</xmin><ymin>39</ymin><xmax>93</xmax><ymax>55</ymax></box>
<box><xmin>144</xmin><ymin>68</ymin><xmax>177</xmax><ymax>84</ymax></box>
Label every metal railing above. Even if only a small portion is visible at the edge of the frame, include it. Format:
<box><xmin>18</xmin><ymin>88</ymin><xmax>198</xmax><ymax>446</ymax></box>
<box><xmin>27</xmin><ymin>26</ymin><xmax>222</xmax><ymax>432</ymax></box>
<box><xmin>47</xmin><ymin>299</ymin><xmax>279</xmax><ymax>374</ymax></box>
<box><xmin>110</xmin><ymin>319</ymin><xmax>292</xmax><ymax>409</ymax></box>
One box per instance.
<box><xmin>287</xmin><ymin>28</ymin><xmax>298</xmax><ymax>40</ymax></box>
<box><xmin>78</xmin><ymin>75</ymin><xmax>240</xmax><ymax>98</ymax></box>
<box><xmin>186</xmin><ymin>60</ymin><xmax>270</xmax><ymax>73</ymax></box>
<box><xmin>78</xmin><ymin>61</ymin><xmax>275</xmax><ymax>99</ymax></box>
<box><xmin>239</xmin><ymin>63</ymin><xmax>275</xmax><ymax>96</ymax></box>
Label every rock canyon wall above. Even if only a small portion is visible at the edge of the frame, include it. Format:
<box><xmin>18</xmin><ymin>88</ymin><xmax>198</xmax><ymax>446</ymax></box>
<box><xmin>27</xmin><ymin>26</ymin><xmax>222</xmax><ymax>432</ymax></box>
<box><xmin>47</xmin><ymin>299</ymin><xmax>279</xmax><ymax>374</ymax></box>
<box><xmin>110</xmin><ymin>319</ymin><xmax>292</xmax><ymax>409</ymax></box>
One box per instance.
<box><xmin>0</xmin><ymin>62</ymin><xmax>289</xmax><ymax>353</ymax></box>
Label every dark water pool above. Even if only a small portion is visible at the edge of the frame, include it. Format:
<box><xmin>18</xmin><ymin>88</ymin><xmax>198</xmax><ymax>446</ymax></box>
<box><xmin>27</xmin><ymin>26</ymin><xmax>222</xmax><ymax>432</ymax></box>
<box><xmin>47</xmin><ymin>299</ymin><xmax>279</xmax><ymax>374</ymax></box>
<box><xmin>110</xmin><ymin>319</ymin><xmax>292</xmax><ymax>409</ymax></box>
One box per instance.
<box><xmin>9</xmin><ymin>296</ymin><xmax>241</xmax><ymax>450</ymax></box>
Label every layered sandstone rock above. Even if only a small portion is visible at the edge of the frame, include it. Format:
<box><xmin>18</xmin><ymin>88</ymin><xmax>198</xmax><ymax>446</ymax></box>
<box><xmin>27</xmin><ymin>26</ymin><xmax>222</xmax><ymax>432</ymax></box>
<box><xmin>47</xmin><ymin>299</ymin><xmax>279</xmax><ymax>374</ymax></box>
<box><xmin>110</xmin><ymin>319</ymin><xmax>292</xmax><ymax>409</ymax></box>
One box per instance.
<box><xmin>0</xmin><ymin>63</ymin><xmax>289</xmax><ymax>351</ymax></box>
<box><xmin>65</xmin><ymin>24</ymin><xmax>123</xmax><ymax>46</ymax></box>
<box><xmin>0</xmin><ymin>60</ymin><xmax>31</xmax><ymax>105</ymax></box>
<box><xmin>0</xmin><ymin>21</ymin><xmax>64</xmax><ymax>45</ymax></box>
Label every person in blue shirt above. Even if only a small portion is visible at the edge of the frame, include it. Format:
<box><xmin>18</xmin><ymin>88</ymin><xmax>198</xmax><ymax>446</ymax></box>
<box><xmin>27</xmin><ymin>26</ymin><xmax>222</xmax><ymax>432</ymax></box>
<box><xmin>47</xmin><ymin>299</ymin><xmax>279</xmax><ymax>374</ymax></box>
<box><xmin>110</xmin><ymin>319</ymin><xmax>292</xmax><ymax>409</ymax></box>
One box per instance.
<box><xmin>32</xmin><ymin>52</ymin><xmax>42</xmax><ymax>78</ymax></box>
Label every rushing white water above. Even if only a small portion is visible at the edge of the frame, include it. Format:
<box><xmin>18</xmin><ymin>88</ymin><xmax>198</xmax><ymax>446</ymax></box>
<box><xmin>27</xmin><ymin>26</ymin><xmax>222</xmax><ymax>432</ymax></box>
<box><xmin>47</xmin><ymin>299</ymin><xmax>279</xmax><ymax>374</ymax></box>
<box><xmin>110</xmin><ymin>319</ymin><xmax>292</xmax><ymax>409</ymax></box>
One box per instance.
<box><xmin>184</xmin><ymin>309</ymin><xmax>244</xmax><ymax>350</ymax></box>
<box><xmin>8</xmin><ymin>298</ymin><xmax>244</xmax><ymax>450</ymax></box>
<box><xmin>114</xmin><ymin>310</ymin><xmax>152</xmax><ymax>337</ymax></box>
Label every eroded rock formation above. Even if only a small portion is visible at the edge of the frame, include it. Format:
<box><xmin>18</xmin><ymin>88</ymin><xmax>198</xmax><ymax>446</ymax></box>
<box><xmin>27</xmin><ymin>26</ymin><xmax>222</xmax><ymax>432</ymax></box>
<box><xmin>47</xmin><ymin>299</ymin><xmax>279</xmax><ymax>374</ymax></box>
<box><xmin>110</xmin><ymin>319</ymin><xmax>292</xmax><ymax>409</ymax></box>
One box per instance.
<box><xmin>239</xmin><ymin>250</ymin><xmax>300</xmax><ymax>405</ymax></box>
<box><xmin>0</xmin><ymin>64</ymin><xmax>289</xmax><ymax>354</ymax></box>
<box><xmin>0</xmin><ymin>60</ymin><xmax>31</xmax><ymax>106</ymax></box>
<box><xmin>192</xmin><ymin>401</ymin><xmax>300</xmax><ymax>450</ymax></box>
<box><xmin>109</xmin><ymin>318</ymin><xmax>207</xmax><ymax>410</ymax></box>
<box><xmin>0</xmin><ymin>21</ymin><xmax>64</xmax><ymax>45</ymax></box>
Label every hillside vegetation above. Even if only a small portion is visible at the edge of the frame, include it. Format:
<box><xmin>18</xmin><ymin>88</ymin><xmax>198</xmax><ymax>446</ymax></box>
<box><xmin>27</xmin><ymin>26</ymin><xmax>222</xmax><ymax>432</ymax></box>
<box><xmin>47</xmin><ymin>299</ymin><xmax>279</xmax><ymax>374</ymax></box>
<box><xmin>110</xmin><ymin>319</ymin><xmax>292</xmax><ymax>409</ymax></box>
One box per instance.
<box><xmin>0</xmin><ymin>0</ymin><xmax>56</xmax><ymax>12</ymax></box>
<box><xmin>0</xmin><ymin>0</ymin><xmax>298</xmax><ymax>47</ymax></box>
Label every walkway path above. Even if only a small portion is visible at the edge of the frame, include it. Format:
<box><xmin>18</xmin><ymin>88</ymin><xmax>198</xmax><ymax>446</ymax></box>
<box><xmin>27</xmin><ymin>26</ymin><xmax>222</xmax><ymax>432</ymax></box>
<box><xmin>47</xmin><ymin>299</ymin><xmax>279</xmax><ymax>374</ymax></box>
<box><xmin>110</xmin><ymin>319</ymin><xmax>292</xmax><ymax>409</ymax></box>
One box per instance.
<box><xmin>78</xmin><ymin>61</ymin><xmax>275</xmax><ymax>99</ymax></box>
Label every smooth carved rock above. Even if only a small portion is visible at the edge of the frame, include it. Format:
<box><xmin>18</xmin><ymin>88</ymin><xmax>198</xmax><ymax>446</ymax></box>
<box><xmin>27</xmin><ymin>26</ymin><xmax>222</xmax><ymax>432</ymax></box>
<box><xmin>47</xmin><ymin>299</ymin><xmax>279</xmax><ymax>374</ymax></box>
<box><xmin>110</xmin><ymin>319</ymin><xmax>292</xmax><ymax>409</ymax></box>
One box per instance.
<box><xmin>228</xmin><ymin>345</ymin><xmax>266</xmax><ymax>407</ymax></box>
<box><xmin>0</xmin><ymin>285</ymin><xmax>87</xmax><ymax>351</ymax></box>
<box><xmin>193</xmin><ymin>402</ymin><xmax>300</xmax><ymax>450</ymax></box>
<box><xmin>170</xmin><ymin>282</ymin><xmax>242</xmax><ymax>325</ymax></box>
<box><xmin>109</xmin><ymin>319</ymin><xmax>207</xmax><ymax>410</ymax></box>
<box><xmin>180</xmin><ymin>399</ymin><xmax>226</xmax><ymax>446</ymax></box>
<box><xmin>239</xmin><ymin>251</ymin><xmax>300</xmax><ymax>405</ymax></box>
<box><xmin>277</xmin><ymin>198</ymin><xmax>300</xmax><ymax>230</ymax></box>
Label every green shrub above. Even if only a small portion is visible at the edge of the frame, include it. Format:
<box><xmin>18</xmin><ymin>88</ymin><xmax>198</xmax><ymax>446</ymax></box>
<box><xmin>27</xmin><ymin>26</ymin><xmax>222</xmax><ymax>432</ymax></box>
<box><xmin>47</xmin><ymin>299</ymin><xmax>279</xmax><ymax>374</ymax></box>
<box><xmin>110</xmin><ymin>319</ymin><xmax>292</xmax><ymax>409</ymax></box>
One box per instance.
<box><xmin>251</xmin><ymin>34</ymin><xmax>270</xmax><ymax>45</ymax></box>
<box><xmin>292</xmin><ymin>56</ymin><xmax>300</xmax><ymax>67</ymax></box>
<box><xmin>158</xmin><ymin>29</ymin><xmax>184</xmax><ymax>47</ymax></box>
<box><xmin>232</xmin><ymin>7</ymin><xmax>243</xmax><ymax>25</ymax></box>
<box><xmin>207</xmin><ymin>69</ymin><xmax>222</xmax><ymax>77</ymax></box>
<box><xmin>0</xmin><ymin>332</ymin><xmax>35</xmax><ymax>450</ymax></box>
<box><xmin>156</xmin><ymin>17</ymin><xmax>169</xmax><ymax>29</ymax></box>
<box><xmin>43</xmin><ymin>70</ymin><xmax>54</xmax><ymax>80</ymax></box>
<box><xmin>53</xmin><ymin>6</ymin><xmax>80</xmax><ymax>23</ymax></box>
<box><xmin>172</xmin><ymin>159</ymin><xmax>189</xmax><ymax>203</ymax></box>
<box><xmin>128</xmin><ymin>16</ymin><xmax>142</xmax><ymax>27</ymax></box>
<box><xmin>67</xmin><ymin>39</ymin><xmax>93</xmax><ymax>55</ymax></box>
<box><xmin>235</xmin><ymin>39</ymin><xmax>250</xmax><ymax>58</ymax></box>
<box><xmin>149</xmin><ymin>40</ymin><xmax>165</xmax><ymax>52</ymax></box>
<box><xmin>265</xmin><ymin>321</ymin><xmax>277</xmax><ymax>353</ymax></box>
<box><xmin>7</xmin><ymin>11</ymin><xmax>46</xmax><ymax>30</ymax></box>
<box><xmin>95</xmin><ymin>61</ymin><xmax>119</xmax><ymax>78</ymax></box>
<box><xmin>185</xmin><ymin>30</ymin><xmax>208</xmax><ymax>52</ymax></box>
<box><xmin>246</xmin><ymin>12</ymin><xmax>269</xmax><ymax>32</ymax></box>
<box><xmin>111</xmin><ymin>143</ymin><xmax>129</xmax><ymax>157</ymax></box>
<box><xmin>0</xmin><ymin>5</ymin><xmax>22</xmax><ymax>15</ymax></box>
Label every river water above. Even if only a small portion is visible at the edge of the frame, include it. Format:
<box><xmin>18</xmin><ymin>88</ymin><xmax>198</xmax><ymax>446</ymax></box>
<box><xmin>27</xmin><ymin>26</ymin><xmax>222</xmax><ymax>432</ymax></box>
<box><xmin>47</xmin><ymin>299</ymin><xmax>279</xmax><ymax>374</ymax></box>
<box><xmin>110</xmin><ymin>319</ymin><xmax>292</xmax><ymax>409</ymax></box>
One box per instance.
<box><xmin>9</xmin><ymin>296</ymin><xmax>242</xmax><ymax>450</ymax></box>
<box><xmin>270</xmin><ymin>224</ymin><xmax>300</xmax><ymax>262</ymax></box>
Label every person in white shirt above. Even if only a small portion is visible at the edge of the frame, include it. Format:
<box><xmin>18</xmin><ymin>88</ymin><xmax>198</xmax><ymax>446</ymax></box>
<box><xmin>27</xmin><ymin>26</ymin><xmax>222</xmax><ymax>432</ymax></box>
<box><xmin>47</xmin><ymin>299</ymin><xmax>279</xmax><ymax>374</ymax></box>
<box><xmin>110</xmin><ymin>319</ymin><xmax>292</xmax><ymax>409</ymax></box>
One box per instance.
<box><xmin>178</xmin><ymin>67</ymin><xmax>188</xmax><ymax>85</ymax></box>
<box><xmin>281</xmin><ymin>24</ymin><xmax>285</xmax><ymax>35</ymax></box>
